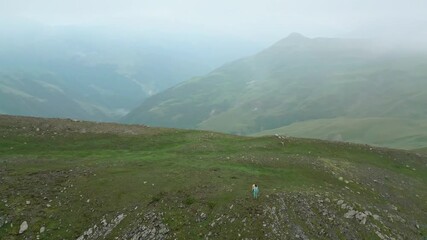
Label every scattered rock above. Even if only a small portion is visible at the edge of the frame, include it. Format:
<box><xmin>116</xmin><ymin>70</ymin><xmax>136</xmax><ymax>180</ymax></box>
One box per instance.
<box><xmin>344</xmin><ymin>210</ymin><xmax>357</xmax><ymax>219</ymax></box>
<box><xmin>19</xmin><ymin>221</ymin><xmax>28</xmax><ymax>234</ymax></box>
<box><xmin>26</xmin><ymin>200</ymin><xmax>30</xmax><ymax>205</ymax></box>
<box><xmin>375</xmin><ymin>231</ymin><xmax>386</xmax><ymax>240</ymax></box>
<box><xmin>122</xmin><ymin>211</ymin><xmax>169</xmax><ymax>240</ymax></box>
<box><xmin>294</xmin><ymin>226</ymin><xmax>309</xmax><ymax>240</ymax></box>
<box><xmin>40</xmin><ymin>226</ymin><xmax>46</xmax><ymax>233</ymax></box>
<box><xmin>76</xmin><ymin>213</ymin><xmax>126</xmax><ymax>240</ymax></box>
<box><xmin>0</xmin><ymin>216</ymin><xmax>5</xmax><ymax>228</ymax></box>
<box><xmin>355</xmin><ymin>212</ymin><xmax>367</xmax><ymax>224</ymax></box>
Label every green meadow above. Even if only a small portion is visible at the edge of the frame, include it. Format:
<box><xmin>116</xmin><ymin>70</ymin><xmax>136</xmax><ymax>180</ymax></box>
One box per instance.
<box><xmin>0</xmin><ymin>116</ymin><xmax>426</xmax><ymax>239</ymax></box>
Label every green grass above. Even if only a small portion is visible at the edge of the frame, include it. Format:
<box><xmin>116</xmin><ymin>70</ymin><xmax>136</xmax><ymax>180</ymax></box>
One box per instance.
<box><xmin>414</xmin><ymin>147</ymin><xmax>427</xmax><ymax>153</ymax></box>
<box><xmin>1</xmin><ymin>116</ymin><xmax>426</xmax><ymax>239</ymax></box>
<box><xmin>255</xmin><ymin>117</ymin><xmax>427</xmax><ymax>150</ymax></box>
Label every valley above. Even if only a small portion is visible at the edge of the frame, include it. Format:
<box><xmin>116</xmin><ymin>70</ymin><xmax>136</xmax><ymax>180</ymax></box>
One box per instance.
<box><xmin>2</xmin><ymin>1</ymin><xmax>427</xmax><ymax>239</ymax></box>
<box><xmin>0</xmin><ymin>25</ymin><xmax>259</xmax><ymax>122</ymax></box>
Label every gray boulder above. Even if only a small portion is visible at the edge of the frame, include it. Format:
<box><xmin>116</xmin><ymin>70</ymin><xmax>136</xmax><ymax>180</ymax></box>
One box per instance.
<box><xmin>19</xmin><ymin>221</ymin><xmax>28</xmax><ymax>234</ymax></box>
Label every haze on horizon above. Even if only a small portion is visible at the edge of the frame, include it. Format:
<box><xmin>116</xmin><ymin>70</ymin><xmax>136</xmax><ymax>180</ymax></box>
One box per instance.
<box><xmin>1</xmin><ymin>2</ymin><xmax>426</xmax><ymax>153</ymax></box>
<box><xmin>1</xmin><ymin>0</ymin><xmax>427</xmax><ymax>46</ymax></box>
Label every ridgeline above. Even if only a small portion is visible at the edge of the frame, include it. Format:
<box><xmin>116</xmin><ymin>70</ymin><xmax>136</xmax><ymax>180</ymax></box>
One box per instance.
<box><xmin>0</xmin><ymin>115</ymin><xmax>426</xmax><ymax>239</ymax></box>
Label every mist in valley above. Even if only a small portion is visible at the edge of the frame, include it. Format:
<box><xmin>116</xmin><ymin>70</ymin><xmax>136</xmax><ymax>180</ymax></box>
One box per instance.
<box><xmin>1</xmin><ymin>1</ymin><xmax>427</xmax><ymax>239</ymax></box>
<box><xmin>1</xmin><ymin>0</ymin><xmax>427</xmax><ymax>148</ymax></box>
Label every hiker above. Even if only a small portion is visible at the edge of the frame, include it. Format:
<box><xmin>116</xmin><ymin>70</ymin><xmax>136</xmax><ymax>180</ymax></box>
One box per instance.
<box><xmin>252</xmin><ymin>184</ymin><xmax>259</xmax><ymax>199</ymax></box>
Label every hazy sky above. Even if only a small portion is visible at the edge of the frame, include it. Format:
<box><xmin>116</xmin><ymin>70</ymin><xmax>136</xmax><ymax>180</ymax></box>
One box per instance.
<box><xmin>1</xmin><ymin>0</ymin><xmax>427</xmax><ymax>42</ymax></box>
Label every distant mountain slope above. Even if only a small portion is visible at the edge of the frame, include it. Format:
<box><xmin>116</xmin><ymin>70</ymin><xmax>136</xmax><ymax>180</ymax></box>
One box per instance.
<box><xmin>124</xmin><ymin>33</ymin><xmax>427</xmax><ymax>149</ymax></box>
<box><xmin>255</xmin><ymin>117</ymin><xmax>427</xmax><ymax>149</ymax></box>
<box><xmin>0</xmin><ymin>24</ymin><xmax>260</xmax><ymax>121</ymax></box>
<box><xmin>0</xmin><ymin>69</ymin><xmax>140</xmax><ymax>121</ymax></box>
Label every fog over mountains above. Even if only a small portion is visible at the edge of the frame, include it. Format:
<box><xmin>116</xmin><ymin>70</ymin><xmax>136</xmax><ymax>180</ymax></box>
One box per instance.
<box><xmin>1</xmin><ymin>0</ymin><xmax>427</xmax><ymax>149</ymax></box>
<box><xmin>1</xmin><ymin>25</ymin><xmax>427</xmax><ymax>149</ymax></box>
<box><xmin>1</xmin><ymin>2</ymin><xmax>427</xmax><ymax>239</ymax></box>
<box><xmin>0</xmin><ymin>23</ymin><xmax>261</xmax><ymax>121</ymax></box>
<box><xmin>124</xmin><ymin>33</ymin><xmax>427</xmax><ymax>149</ymax></box>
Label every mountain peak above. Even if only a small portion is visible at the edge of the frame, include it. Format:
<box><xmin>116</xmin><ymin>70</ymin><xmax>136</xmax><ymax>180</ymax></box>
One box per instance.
<box><xmin>286</xmin><ymin>32</ymin><xmax>308</xmax><ymax>40</ymax></box>
<box><xmin>269</xmin><ymin>32</ymin><xmax>310</xmax><ymax>49</ymax></box>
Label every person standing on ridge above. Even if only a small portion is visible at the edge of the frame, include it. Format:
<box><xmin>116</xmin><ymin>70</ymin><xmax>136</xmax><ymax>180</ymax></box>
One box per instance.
<box><xmin>251</xmin><ymin>184</ymin><xmax>255</xmax><ymax>198</ymax></box>
<box><xmin>252</xmin><ymin>184</ymin><xmax>259</xmax><ymax>199</ymax></box>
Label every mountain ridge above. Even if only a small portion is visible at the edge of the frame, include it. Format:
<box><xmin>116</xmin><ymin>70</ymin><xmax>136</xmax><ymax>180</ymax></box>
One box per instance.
<box><xmin>123</xmin><ymin>34</ymin><xmax>427</xmax><ymax>149</ymax></box>
<box><xmin>1</xmin><ymin>114</ymin><xmax>426</xmax><ymax>239</ymax></box>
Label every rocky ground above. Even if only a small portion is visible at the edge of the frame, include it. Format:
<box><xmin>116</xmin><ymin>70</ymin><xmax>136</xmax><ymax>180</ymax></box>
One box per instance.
<box><xmin>0</xmin><ymin>115</ymin><xmax>426</xmax><ymax>239</ymax></box>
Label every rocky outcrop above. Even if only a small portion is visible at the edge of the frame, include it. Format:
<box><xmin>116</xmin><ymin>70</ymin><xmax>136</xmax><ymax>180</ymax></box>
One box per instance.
<box><xmin>122</xmin><ymin>211</ymin><xmax>169</xmax><ymax>240</ymax></box>
<box><xmin>76</xmin><ymin>213</ymin><xmax>126</xmax><ymax>240</ymax></box>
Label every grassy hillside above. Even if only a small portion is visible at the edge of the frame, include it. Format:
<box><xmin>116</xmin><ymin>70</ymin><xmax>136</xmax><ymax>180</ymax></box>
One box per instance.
<box><xmin>255</xmin><ymin>117</ymin><xmax>427</xmax><ymax>150</ymax></box>
<box><xmin>0</xmin><ymin>115</ymin><xmax>426</xmax><ymax>239</ymax></box>
<box><xmin>414</xmin><ymin>147</ymin><xmax>427</xmax><ymax>154</ymax></box>
<box><xmin>124</xmin><ymin>34</ymin><xmax>427</xmax><ymax>149</ymax></box>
